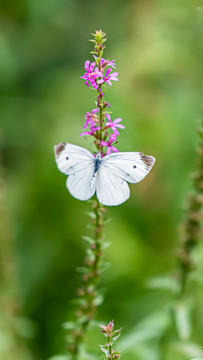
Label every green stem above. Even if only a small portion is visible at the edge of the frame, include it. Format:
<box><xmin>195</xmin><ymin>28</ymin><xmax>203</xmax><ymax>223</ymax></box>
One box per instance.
<box><xmin>177</xmin><ymin>119</ymin><xmax>203</xmax><ymax>296</ymax></box>
<box><xmin>108</xmin><ymin>335</ymin><xmax>112</xmax><ymax>356</ymax></box>
<box><xmin>68</xmin><ymin>30</ymin><xmax>108</xmax><ymax>359</ymax></box>
<box><xmin>100</xmin><ymin>321</ymin><xmax>122</xmax><ymax>360</ymax></box>
<box><xmin>68</xmin><ymin>200</ymin><xmax>105</xmax><ymax>359</ymax></box>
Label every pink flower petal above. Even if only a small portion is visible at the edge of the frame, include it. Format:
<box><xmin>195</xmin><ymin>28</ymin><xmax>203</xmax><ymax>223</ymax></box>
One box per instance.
<box><xmin>101</xmin><ymin>140</ymin><xmax>108</xmax><ymax>146</ymax></box>
<box><xmin>93</xmin><ymin>126</ymin><xmax>101</xmax><ymax>132</ymax></box>
<box><xmin>116</xmin><ymin>124</ymin><xmax>125</xmax><ymax>129</ymax></box>
<box><xmin>106</xmin><ymin>147</ymin><xmax>112</xmax><ymax>155</ymax></box>
<box><xmin>90</xmin><ymin>61</ymin><xmax>96</xmax><ymax>72</ymax></box>
<box><xmin>80</xmin><ymin>131</ymin><xmax>91</xmax><ymax>136</ymax></box>
<box><xmin>105</xmin><ymin>68</ymin><xmax>112</xmax><ymax>77</ymax></box>
<box><xmin>97</xmin><ymin>79</ymin><xmax>104</xmax><ymax>85</ymax></box>
<box><xmin>85</xmin><ymin>60</ymin><xmax>90</xmax><ymax>72</ymax></box>
<box><xmin>110</xmin><ymin>71</ymin><xmax>118</xmax><ymax>78</ymax></box>
<box><xmin>92</xmin><ymin>108</ymin><xmax>99</xmax><ymax>114</ymax></box>
<box><xmin>106</xmin><ymin>80</ymin><xmax>112</xmax><ymax>86</ymax></box>
<box><xmin>113</xmin><ymin>118</ymin><xmax>122</xmax><ymax>124</ymax></box>
<box><xmin>111</xmin><ymin>146</ymin><xmax>119</xmax><ymax>153</ymax></box>
<box><xmin>112</xmin><ymin>128</ymin><xmax>119</xmax><ymax>135</ymax></box>
<box><xmin>109</xmin><ymin>134</ymin><xmax>117</xmax><ymax>142</ymax></box>
<box><xmin>105</xmin><ymin>113</ymin><xmax>111</xmax><ymax>122</ymax></box>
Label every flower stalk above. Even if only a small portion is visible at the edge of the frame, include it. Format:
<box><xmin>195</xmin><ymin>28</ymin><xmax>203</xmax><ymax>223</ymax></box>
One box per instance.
<box><xmin>177</xmin><ymin>119</ymin><xmax>203</xmax><ymax>295</ymax></box>
<box><xmin>66</xmin><ymin>200</ymin><xmax>106</xmax><ymax>358</ymax></box>
<box><xmin>64</xmin><ymin>30</ymin><xmax>124</xmax><ymax>359</ymax></box>
<box><xmin>100</xmin><ymin>321</ymin><xmax>122</xmax><ymax>360</ymax></box>
<box><xmin>80</xmin><ymin>30</ymin><xmax>124</xmax><ymax>156</ymax></box>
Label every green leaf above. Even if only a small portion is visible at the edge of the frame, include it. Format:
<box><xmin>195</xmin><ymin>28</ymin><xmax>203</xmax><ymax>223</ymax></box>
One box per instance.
<box><xmin>78</xmin><ymin>345</ymin><xmax>99</xmax><ymax>360</ymax></box>
<box><xmin>77</xmin><ymin>315</ymin><xmax>90</xmax><ymax>325</ymax></box>
<box><xmin>81</xmin><ymin>236</ymin><xmax>95</xmax><ymax>245</ymax></box>
<box><xmin>62</xmin><ymin>321</ymin><xmax>75</xmax><ymax>330</ymax></box>
<box><xmin>119</xmin><ymin>342</ymin><xmax>159</xmax><ymax>360</ymax></box>
<box><xmin>86</xmin><ymin>248</ymin><xmax>95</xmax><ymax>260</ymax></box>
<box><xmin>48</xmin><ymin>356</ymin><xmax>69</xmax><ymax>360</ymax></box>
<box><xmin>112</xmin><ymin>332</ymin><xmax>121</xmax><ymax>343</ymax></box>
<box><xmin>86</xmin><ymin>211</ymin><xmax>96</xmax><ymax>219</ymax></box>
<box><xmin>118</xmin><ymin>309</ymin><xmax>171</xmax><ymax>350</ymax></box>
<box><xmin>146</xmin><ymin>276</ymin><xmax>179</xmax><ymax>293</ymax></box>
<box><xmin>101</xmin><ymin>241</ymin><xmax>111</xmax><ymax>250</ymax></box>
<box><xmin>93</xmin><ymin>294</ymin><xmax>104</xmax><ymax>306</ymax></box>
<box><xmin>76</xmin><ymin>266</ymin><xmax>89</xmax><ymax>273</ymax></box>
<box><xmin>71</xmin><ymin>298</ymin><xmax>87</xmax><ymax>306</ymax></box>
<box><xmin>100</xmin><ymin>262</ymin><xmax>111</xmax><ymax>272</ymax></box>
<box><xmin>173</xmin><ymin>341</ymin><xmax>203</xmax><ymax>358</ymax></box>
<box><xmin>173</xmin><ymin>301</ymin><xmax>192</xmax><ymax>340</ymax></box>
<box><xmin>100</xmin><ymin>345</ymin><xmax>109</xmax><ymax>356</ymax></box>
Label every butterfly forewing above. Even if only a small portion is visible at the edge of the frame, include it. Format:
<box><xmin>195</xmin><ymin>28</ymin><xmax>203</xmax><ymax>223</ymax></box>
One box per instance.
<box><xmin>54</xmin><ymin>143</ymin><xmax>94</xmax><ymax>175</ymax></box>
<box><xmin>54</xmin><ymin>143</ymin><xmax>96</xmax><ymax>201</ymax></box>
<box><xmin>101</xmin><ymin>152</ymin><xmax>155</xmax><ymax>184</ymax></box>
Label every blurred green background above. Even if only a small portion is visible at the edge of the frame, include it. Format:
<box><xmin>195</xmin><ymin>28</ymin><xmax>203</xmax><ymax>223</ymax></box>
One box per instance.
<box><xmin>0</xmin><ymin>0</ymin><xmax>203</xmax><ymax>359</ymax></box>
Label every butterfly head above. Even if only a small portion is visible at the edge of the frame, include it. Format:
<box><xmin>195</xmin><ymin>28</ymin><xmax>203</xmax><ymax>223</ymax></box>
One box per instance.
<box><xmin>95</xmin><ymin>152</ymin><xmax>102</xmax><ymax>160</ymax></box>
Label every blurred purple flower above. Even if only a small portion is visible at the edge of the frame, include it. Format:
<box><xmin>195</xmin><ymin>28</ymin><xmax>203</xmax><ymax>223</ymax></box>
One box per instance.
<box><xmin>98</xmin><ymin>68</ymin><xmax>118</xmax><ymax>86</ymax></box>
<box><xmin>101</xmin><ymin>134</ymin><xmax>118</xmax><ymax>154</ymax></box>
<box><xmin>83</xmin><ymin>108</ymin><xmax>99</xmax><ymax>129</ymax></box>
<box><xmin>100</xmin><ymin>58</ymin><xmax>116</xmax><ymax>69</ymax></box>
<box><xmin>93</xmin><ymin>56</ymin><xmax>116</xmax><ymax>70</ymax></box>
<box><xmin>80</xmin><ymin>123</ymin><xmax>101</xmax><ymax>137</ymax></box>
<box><xmin>81</xmin><ymin>60</ymin><xmax>102</xmax><ymax>89</ymax></box>
<box><xmin>105</xmin><ymin>114</ymin><xmax>125</xmax><ymax>135</ymax></box>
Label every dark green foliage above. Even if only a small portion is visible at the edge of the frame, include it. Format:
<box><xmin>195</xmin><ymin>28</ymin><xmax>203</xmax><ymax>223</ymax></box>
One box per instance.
<box><xmin>0</xmin><ymin>1</ymin><xmax>203</xmax><ymax>360</ymax></box>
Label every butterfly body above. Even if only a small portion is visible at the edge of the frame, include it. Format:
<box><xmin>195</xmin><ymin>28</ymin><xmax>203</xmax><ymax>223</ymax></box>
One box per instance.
<box><xmin>54</xmin><ymin>143</ymin><xmax>155</xmax><ymax>206</ymax></box>
<box><xmin>89</xmin><ymin>156</ymin><xmax>102</xmax><ymax>190</ymax></box>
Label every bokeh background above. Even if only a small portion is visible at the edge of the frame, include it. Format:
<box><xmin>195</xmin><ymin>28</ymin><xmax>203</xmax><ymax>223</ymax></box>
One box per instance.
<box><xmin>0</xmin><ymin>0</ymin><xmax>203</xmax><ymax>359</ymax></box>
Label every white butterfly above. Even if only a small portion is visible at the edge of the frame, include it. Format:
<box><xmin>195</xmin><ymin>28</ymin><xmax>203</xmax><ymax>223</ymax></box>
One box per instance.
<box><xmin>54</xmin><ymin>143</ymin><xmax>155</xmax><ymax>206</ymax></box>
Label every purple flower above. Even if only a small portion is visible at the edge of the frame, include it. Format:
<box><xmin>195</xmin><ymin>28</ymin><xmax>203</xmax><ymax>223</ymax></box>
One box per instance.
<box><xmin>97</xmin><ymin>68</ymin><xmax>118</xmax><ymax>87</ymax></box>
<box><xmin>83</xmin><ymin>108</ymin><xmax>99</xmax><ymax>129</ymax></box>
<box><xmin>101</xmin><ymin>134</ymin><xmax>119</xmax><ymax>155</ymax></box>
<box><xmin>93</xmin><ymin>56</ymin><xmax>116</xmax><ymax>69</ymax></box>
<box><xmin>80</xmin><ymin>122</ymin><xmax>101</xmax><ymax>137</ymax></box>
<box><xmin>105</xmin><ymin>59</ymin><xmax>116</xmax><ymax>69</ymax></box>
<box><xmin>81</xmin><ymin>60</ymin><xmax>102</xmax><ymax>89</ymax></box>
<box><xmin>100</xmin><ymin>58</ymin><xmax>116</xmax><ymax>69</ymax></box>
<box><xmin>105</xmin><ymin>114</ymin><xmax>125</xmax><ymax>135</ymax></box>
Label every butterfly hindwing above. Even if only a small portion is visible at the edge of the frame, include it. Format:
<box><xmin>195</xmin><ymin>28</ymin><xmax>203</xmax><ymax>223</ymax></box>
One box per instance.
<box><xmin>67</xmin><ymin>166</ymin><xmax>96</xmax><ymax>201</ymax></box>
<box><xmin>96</xmin><ymin>165</ymin><xmax>130</xmax><ymax>206</ymax></box>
